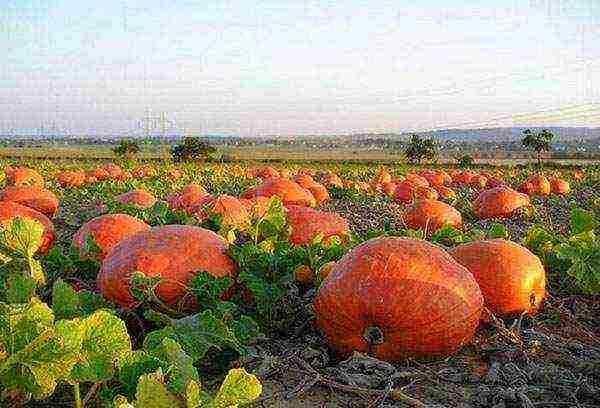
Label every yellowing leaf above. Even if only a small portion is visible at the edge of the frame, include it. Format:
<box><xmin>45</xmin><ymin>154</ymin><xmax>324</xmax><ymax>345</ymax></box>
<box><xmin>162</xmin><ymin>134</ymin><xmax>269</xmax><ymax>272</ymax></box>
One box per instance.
<box><xmin>212</xmin><ymin>368</ymin><xmax>262</xmax><ymax>408</ymax></box>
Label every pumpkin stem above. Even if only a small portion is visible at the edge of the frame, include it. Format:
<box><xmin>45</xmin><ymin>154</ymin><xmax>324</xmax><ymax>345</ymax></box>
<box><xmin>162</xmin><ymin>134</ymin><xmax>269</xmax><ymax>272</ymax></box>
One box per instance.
<box><xmin>363</xmin><ymin>325</ymin><xmax>384</xmax><ymax>346</ymax></box>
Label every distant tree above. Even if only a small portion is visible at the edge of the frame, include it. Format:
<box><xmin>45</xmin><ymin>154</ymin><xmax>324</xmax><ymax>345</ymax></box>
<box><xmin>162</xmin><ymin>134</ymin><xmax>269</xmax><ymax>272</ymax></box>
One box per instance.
<box><xmin>113</xmin><ymin>139</ymin><xmax>140</xmax><ymax>159</ymax></box>
<box><xmin>171</xmin><ymin>137</ymin><xmax>217</xmax><ymax>162</ymax></box>
<box><xmin>404</xmin><ymin>134</ymin><xmax>437</xmax><ymax>164</ymax></box>
<box><xmin>522</xmin><ymin>129</ymin><xmax>554</xmax><ymax>167</ymax></box>
<box><xmin>456</xmin><ymin>154</ymin><xmax>475</xmax><ymax>168</ymax></box>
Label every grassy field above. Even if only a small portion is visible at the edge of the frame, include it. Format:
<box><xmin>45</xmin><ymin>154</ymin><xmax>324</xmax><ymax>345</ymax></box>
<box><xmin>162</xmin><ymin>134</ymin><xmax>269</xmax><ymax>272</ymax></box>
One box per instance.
<box><xmin>2</xmin><ymin>144</ymin><xmax>600</xmax><ymax>165</ymax></box>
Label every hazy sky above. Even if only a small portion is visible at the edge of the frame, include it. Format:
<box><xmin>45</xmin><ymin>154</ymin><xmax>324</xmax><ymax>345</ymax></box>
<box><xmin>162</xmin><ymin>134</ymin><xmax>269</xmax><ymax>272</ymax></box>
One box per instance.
<box><xmin>1</xmin><ymin>0</ymin><xmax>600</xmax><ymax>136</ymax></box>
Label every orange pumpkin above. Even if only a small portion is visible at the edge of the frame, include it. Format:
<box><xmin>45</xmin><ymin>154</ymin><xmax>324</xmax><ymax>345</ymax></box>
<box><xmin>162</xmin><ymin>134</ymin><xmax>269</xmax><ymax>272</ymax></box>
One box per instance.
<box><xmin>115</xmin><ymin>189</ymin><xmax>157</xmax><ymax>209</ymax></box>
<box><xmin>103</xmin><ymin>164</ymin><xmax>123</xmax><ymax>179</ymax></box>
<box><xmin>72</xmin><ymin>214</ymin><xmax>150</xmax><ymax>260</ymax></box>
<box><xmin>307</xmin><ymin>183</ymin><xmax>330</xmax><ymax>205</ymax></box>
<box><xmin>5</xmin><ymin>167</ymin><xmax>44</xmax><ymax>188</ymax></box>
<box><xmin>374</xmin><ymin>169</ymin><xmax>392</xmax><ymax>185</ymax></box>
<box><xmin>403</xmin><ymin>199</ymin><xmax>462</xmax><ymax>233</ymax></box>
<box><xmin>434</xmin><ymin>185</ymin><xmax>457</xmax><ymax>200</ymax></box>
<box><xmin>293</xmin><ymin>174</ymin><xmax>316</xmax><ymax>189</ymax></box>
<box><xmin>322</xmin><ymin>173</ymin><xmax>343</xmax><ymax>188</ymax></box>
<box><xmin>0</xmin><ymin>201</ymin><xmax>55</xmax><ymax>254</ymax></box>
<box><xmin>99</xmin><ymin>225</ymin><xmax>236</xmax><ymax>309</ymax></box>
<box><xmin>0</xmin><ymin>186</ymin><xmax>60</xmax><ymax>218</ymax></box>
<box><xmin>405</xmin><ymin>173</ymin><xmax>429</xmax><ymax>188</ymax></box>
<box><xmin>285</xmin><ymin>205</ymin><xmax>350</xmax><ymax>246</ymax></box>
<box><xmin>473</xmin><ymin>187</ymin><xmax>531</xmax><ymax>220</ymax></box>
<box><xmin>470</xmin><ymin>174</ymin><xmax>488</xmax><ymax>189</ymax></box>
<box><xmin>248</xmin><ymin>178</ymin><xmax>316</xmax><ymax>207</ymax></box>
<box><xmin>549</xmin><ymin>177</ymin><xmax>570</xmax><ymax>195</ymax></box>
<box><xmin>520</xmin><ymin>174</ymin><xmax>550</xmax><ymax>196</ymax></box>
<box><xmin>449</xmin><ymin>239</ymin><xmax>546</xmax><ymax>317</ymax></box>
<box><xmin>314</xmin><ymin>237</ymin><xmax>483</xmax><ymax>361</ymax></box>
<box><xmin>58</xmin><ymin>171</ymin><xmax>86</xmax><ymax>188</ymax></box>
<box><xmin>192</xmin><ymin>195</ymin><xmax>250</xmax><ymax>230</ymax></box>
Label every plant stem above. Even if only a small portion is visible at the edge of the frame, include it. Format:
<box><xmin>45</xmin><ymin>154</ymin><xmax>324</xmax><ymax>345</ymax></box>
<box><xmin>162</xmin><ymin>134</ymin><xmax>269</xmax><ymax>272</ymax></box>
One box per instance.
<box><xmin>73</xmin><ymin>383</ymin><xmax>83</xmax><ymax>408</ymax></box>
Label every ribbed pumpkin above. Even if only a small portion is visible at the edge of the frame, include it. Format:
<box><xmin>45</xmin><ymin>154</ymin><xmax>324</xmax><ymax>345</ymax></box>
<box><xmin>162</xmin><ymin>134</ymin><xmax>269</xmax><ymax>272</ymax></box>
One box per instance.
<box><xmin>473</xmin><ymin>187</ymin><xmax>531</xmax><ymax>220</ymax></box>
<box><xmin>5</xmin><ymin>167</ymin><xmax>44</xmax><ymax>188</ymax></box>
<box><xmin>403</xmin><ymin>199</ymin><xmax>462</xmax><ymax>233</ymax></box>
<box><xmin>421</xmin><ymin>170</ymin><xmax>450</xmax><ymax>186</ymax></box>
<box><xmin>285</xmin><ymin>205</ymin><xmax>350</xmax><ymax>246</ymax></box>
<box><xmin>0</xmin><ymin>186</ymin><xmax>60</xmax><ymax>218</ymax></box>
<box><xmin>240</xmin><ymin>196</ymin><xmax>271</xmax><ymax>219</ymax></box>
<box><xmin>72</xmin><ymin>214</ymin><xmax>150</xmax><ymax>260</ymax></box>
<box><xmin>393</xmin><ymin>180</ymin><xmax>417</xmax><ymax>204</ymax></box>
<box><xmin>405</xmin><ymin>173</ymin><xmax>429</xmax><ymax>188</ymax></box>
<box><xmin>314</xmin><ymin>237</ymin><xmax>483</xmax><ymax>361</ymax></box>
<box><xmin>549</xmin><ymin>177</ymin><xmax>570</xmax><ymax>195</ymax></box>
<box><xmin>449</xmin><ymin>239</ymin><xmax>546</xmax><ymax>317</ymax></box>
<box><xmin>0</xmin><ymin>201</ymin><xmax>55</xmax><ymax>254</ymax></box>
<box><xmin>248</xmin><ymin>178</ymin><xmax>316</xmax><ymax>207</ymax></box>
<box><xmin>115</xmin><ymin>189</ymin><xmax>157</xmax><ymax>209</ymax></box>
<box><xmin>98</xmin><ymin>225</ymin><xmax>236</xmax><ymax>309</ymax></box>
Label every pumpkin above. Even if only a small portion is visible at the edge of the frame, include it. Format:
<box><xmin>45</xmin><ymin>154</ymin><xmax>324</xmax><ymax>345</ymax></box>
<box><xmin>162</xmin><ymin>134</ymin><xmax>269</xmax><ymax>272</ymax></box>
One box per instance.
<box><xmin>453</xmin><ymin>171</ymin><xmax>475</xmax><ymax>185</ymax></box>
<box><xmin>403</xmin><ymin>199</ymin><xmax>462</xmax><ymax>233</ymax></box>
<box><xmin>256</xmin><ymin>166</ymin><xmax>280</xmax><ymax>179</ymax></box>
<box><xmin>293</xmin><ymin>174</ymin><xmax>316</xmax><ymax>189</ymax></box>
<box><xmin>470</xmin><ymin>174</ymin><xmax>488</xmax><ymax>189</ymax></box>
<box><xmin>449</xmin><ymin>239</ymin><xmax>546</xmax><ymax>317</ymax></box>
<box><xmin>103</xmin><ymin>164</ymin><xmax>123</xmax><ymax>178</ymax></box>
<box><xmin>520</xmin><ymin>174</ymin><xmax>550</xmax><ymax>196</ymax></box>
<box><xmin>549</xmin><ymin>177</ymin><xmax>570</xmax><ymax>195</ymax></box>
<box><xmin>473</xmin><ymin>186</ymin><xmax>531</xmax><ymax>220</ymax></box>
<box><xmin>240</xmin><ymin>196</ymin><xmax>271</xmax><ymax>219</ymax></box>
<box><xmin>414</xmin><ymin>186</ymin><xmax>439</xmax><ymax>201</ymax></box>
<box><xmin>58</xmin><ymin>171</ymin><xmax>86</xmax><ymax>188</ymax></box>
<box><xmin>316</xmin><ymin>261</ymin><xmax>336</xmax><ymax>286</ymax></box>
<box><xmin>307</xmin><ymin>183</ymin><xmax>330</xmax><ymax>205</ymax></box>
<box><xmin>405</xmin><ymin>173</ymin><xmax>429</xmax><ymax>188</ymax></box>
<box><xmin>132</xmin><ymin>165</ymin><xmax>156</xmax><ymax>178</ymax></box>
<box><xmin>294</xmin><ymin>265</ymin><xmax>314</xmax><ymax>284</ymax></box>
<box><xmin>314</xmin><ymin>237</ymin><xmax>483</xmax><ymax>361</ymax></box>
<box><xmin>248</xmin><ymin>178</ymin><xmax>316</xmax><ymax>207</ymax></box>
<box><xmin>0</xmin><ymin>186</ymin><xmax>60</xmax><ymax>218</ymax></box>
<box><xmin>72</xmin><ymin>214</ymin><xmax>150</xmax><ymax>260</ymax></box>
<box><xmin>434</xmin><ymin>186</ymin><xmax>457</xmax><ymax>200</ymax></box>
<box><xmin>98</xmin><ymin>225</ymin><xmax>236</xmax><ymax>309</ymax></box>
<box><xmin>115</xmin><ymin>189</ymin><xmax>157</xmax><ymax>209</ymax></box>
<box><xmin>114</xmin><ymin>171</ymin><xmax>132</xmax><ymax>182</ymax></box>
<box><xmin>374</xmin><ymin>169</ymin><xmax>392</xmax><ymax>184</ymax></box>
<box><xmin>420</xmin><ymin>170</ymin><xmax>450</xmax><ymax>186</ymax></box>
<box><xmin>382</xmin><ymin>182</ymin><xmax>398</xmax><ymax>198</ymax></box>
<box><xmin>285</xmin><ymin>205</ymin><xmax>350</xmax><ymax>246</ymax></box>
<box><xmin>5</xmin><ymin>167</ymin><xmax>44</xmax><ymax>188</ymax></box>
<box><xmin>192</xmin><ymin>195</ymin><xmax>250</xmax><ymax>230</ymax></box>
<box><xmin>88</xmin><ymin>168</ymin><xmax>110</xmax><ymax>181</ymax></box>
<box><xmin>393</xmin><ymin>180</ymin><xmax>417</xmax><ymax>204</ymax></box>
<box><xmin>322</xmin><ymin>173</ymin><xmax>343</xmax><ymax>188</ymax></box>
<box><xmin>0</xmin><ymin>201</ymin><xmax>55</xmax><ymax>254</ymax></box>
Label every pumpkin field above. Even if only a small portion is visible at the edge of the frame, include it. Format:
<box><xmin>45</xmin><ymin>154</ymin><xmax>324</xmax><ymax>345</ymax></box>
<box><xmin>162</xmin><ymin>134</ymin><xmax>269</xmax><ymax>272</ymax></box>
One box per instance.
<box><xmin>0</xmin><ymin>159</ymin><xmax>598</xmax><ymax>408</ymax></box>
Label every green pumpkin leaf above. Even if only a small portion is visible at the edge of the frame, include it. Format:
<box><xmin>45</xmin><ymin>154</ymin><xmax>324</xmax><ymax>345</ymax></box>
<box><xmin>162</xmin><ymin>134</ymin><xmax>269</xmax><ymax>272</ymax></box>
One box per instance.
<box><xmin>212</xmin><ymin>368</ymin><xmax>262</xmax><ymax>408</ymax></box>
<box><xmin>69</xmin><ymin>310</ymin><xmax>132</xmax><ymax>383</ymax></box>
<box><xmin>134</xmin><ymin>369</ymin><xmax>183</xmax><ymax>407</ymax></box>
<box><xmin>570</xmin><ymin>208</ymin><xmax>598</xmax><ymax>235</ymax></box>
<box><xmin>148</xmin><ymin>338</ymin><xmax>199</xmax><ymax>395</ymax></box>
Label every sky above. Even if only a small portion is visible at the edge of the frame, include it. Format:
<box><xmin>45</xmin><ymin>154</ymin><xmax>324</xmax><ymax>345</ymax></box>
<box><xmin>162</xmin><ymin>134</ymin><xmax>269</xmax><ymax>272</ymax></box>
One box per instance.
<box><xmin>1</xmin><ymin>0</ymin><xmax>600</xmax><ymax>136</ymax></box>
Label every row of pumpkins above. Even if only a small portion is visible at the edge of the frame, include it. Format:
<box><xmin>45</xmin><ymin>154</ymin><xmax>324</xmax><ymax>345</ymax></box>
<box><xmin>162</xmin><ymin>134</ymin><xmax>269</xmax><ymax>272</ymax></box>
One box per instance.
<box><xmin>0</xmin><ymin>164</ymin><xmax>575</xmax><ymax>362</ymax></box>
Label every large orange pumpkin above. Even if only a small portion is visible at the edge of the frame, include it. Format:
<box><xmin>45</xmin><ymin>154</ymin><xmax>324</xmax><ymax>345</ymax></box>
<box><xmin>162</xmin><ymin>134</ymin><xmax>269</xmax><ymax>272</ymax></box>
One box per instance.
<box><xmin>247</xmin><ymin>178</ymin><xmax>316</xmax><ymax>207</ymax></box>
<box><xmin>449</xmin><ymin>239</ymin><xmax>546</xmax><ymax>317</ymax></box>
<box><xmin>0</xmin><ymin>201</ymin><xmax>55</xmax><ymax>254</ymax></box>
<box><xmin>5</xmin><ymin>167</ymin><xmax>44</xmax><ymax>188</ymax></box>
<box><xmin>115</xmin><ymin>189</ymin><xmax>157</xmax><ymax>209</ymax></box>
<box><xmin>87</xmin><ymin>168</ymin><xmax>110</xmax><ymax>181</ymax></box>
<box><xmin>306</xmin><ymin>183</ymin><xmax>330</xmax><ymax>205</ymax></box>
<box><xmin>314</xmin><ymin>237</ymin><xmax>483</xmax><ymax>361</ymax></box>
<box><xmin>473</xmin><ymin>187</ymin><xmax>531</xmax><ymax>220</ymax></box>
<box><xmin>403</xmin><ymin>199</ymin><xmax>462</xmax><ymax>233</ymax></box>
<box><xmin>103</xmin><ymin>164</ymin><xmax>123</xmax><ymax>179</ymax></box>
<box><xmin>72</xmin><ymin>214</ymin><xmax>150</xmax><ymax>260</ymax></box>
<box><xmin>393</xmin><ymin>180</ymin><xmax>417</xmax><ymax>204</ymax></box>
<box><xmin>293</xmin><ymin>174</ymin><xmax>316</xmax><ymax>189</ymax></box>
<box><xmin>0</xmin><ymin>186</ymin><xmax>60</xmax><ymax>218</ymax></box>
<box><xmin>285</xmin><ymin>205</ymin><xmax>350</xmax><ymax>246</ymax></box>
<box><xmin>98</xmin><ymin>225</ymin><xmax>236</xmax><ymax>309</ymax></box>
